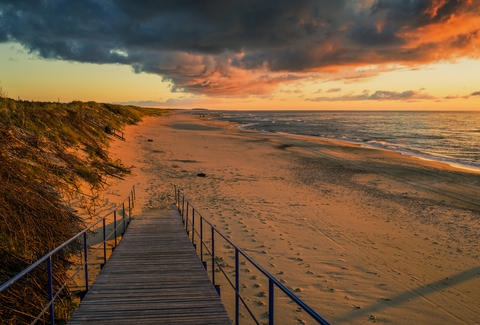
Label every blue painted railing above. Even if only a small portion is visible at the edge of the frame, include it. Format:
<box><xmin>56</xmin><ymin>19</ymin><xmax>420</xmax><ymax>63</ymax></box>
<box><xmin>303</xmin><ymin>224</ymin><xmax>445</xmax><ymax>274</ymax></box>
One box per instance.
<box><xmin>0</xmin><ymin>186</ymin><xmax>136</xmax><ymax>324</ymax></box>
<box><xmin>174</xmin><ymin>185</ymin><xmax>331</xmax><ymax>325</ymax></box>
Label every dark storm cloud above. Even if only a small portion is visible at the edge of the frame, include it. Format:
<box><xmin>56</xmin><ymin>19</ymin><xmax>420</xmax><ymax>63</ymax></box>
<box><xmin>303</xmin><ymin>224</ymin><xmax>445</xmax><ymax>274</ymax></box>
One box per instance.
<box><xmin>371</xmin><ymin>0</ymin><xmax>462</xmax><ymax>26</ymax></box>
<box><xmin>0</xmin><ymin>0</ymin><xmax>478</xmax><ymax>95</ymax></box>
<box><xmin>348</xmin><ymin>0</ymin><xmax>473</xmax><ymax>47</ymax></box>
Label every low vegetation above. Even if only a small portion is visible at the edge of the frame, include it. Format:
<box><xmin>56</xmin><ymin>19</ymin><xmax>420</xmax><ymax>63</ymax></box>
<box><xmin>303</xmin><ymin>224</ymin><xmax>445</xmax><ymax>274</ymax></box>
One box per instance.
<box><xmin>0</xmin><ymin>98</ymin><xmax>164</xmax><ymax>323</ymax></box>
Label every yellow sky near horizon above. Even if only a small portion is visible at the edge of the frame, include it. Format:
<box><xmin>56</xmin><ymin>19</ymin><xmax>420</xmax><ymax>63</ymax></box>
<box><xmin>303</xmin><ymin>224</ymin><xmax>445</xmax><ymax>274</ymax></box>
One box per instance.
<box><xmin>1</xmin><ymin>42</ymin><xmax>480</xmax><ymax>111</ymax></box>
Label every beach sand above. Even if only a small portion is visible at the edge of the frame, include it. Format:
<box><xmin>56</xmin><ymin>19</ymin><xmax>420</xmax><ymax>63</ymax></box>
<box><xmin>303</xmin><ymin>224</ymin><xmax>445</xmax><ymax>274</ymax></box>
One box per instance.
<box><xmin>105</xmin><ymin>110</ymin><xmax>480</xmax><ymax>324</ymax></box>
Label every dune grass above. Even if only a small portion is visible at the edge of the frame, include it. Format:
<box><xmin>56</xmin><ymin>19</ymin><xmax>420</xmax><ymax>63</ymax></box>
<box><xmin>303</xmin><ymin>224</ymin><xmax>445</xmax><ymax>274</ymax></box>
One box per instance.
<box><xmin>0</xmin><ymin>98</ymin><xmax>166</xmax><ymax>323</ymax></box>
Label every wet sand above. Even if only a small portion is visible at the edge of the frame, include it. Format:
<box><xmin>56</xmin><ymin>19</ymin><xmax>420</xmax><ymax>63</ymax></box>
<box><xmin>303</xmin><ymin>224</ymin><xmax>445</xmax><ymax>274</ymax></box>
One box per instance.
<box><xmin>105</xmin><ymin>110</ymin><xmax>480</xmax><ymax>324</ymax></box>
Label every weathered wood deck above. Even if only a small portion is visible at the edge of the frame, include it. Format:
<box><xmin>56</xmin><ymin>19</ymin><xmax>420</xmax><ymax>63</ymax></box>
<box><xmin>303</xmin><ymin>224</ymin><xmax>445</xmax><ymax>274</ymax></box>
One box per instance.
<box><xmin>68</xmin><ymin>207</ymin><xmax>231</xmax><ymax>324</ymax></box>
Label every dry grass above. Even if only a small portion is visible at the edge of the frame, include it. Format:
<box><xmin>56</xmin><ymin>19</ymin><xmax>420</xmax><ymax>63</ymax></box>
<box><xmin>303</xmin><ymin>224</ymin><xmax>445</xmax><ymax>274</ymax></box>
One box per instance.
<box><xmin>0</xmin><ymin>99</ymin><xmax>160</xmax><ymax>323</ymax></box>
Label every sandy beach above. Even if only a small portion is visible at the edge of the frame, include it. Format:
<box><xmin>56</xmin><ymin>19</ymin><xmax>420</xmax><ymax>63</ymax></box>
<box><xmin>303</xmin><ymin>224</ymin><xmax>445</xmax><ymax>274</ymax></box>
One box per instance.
<box><xmin>105</xmin><ymin>110</ymin><xmax>480</xmax><ymax>324</ymax></box>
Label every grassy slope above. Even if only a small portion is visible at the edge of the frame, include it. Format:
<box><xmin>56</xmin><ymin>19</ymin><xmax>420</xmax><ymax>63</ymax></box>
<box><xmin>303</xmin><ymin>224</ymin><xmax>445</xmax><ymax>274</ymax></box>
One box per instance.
<box><xmin>0</xmin><ymin>98</ymin><xmax>165</xmax><ymax>323</ymax></box>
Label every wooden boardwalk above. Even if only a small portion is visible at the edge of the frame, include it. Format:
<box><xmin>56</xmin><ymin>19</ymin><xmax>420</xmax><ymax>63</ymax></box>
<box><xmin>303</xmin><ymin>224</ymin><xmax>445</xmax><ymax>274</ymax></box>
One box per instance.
<box><xmin>69</xmin><ymin>207</ymin><xmax>231</xmax><ymax>324</ymax></box>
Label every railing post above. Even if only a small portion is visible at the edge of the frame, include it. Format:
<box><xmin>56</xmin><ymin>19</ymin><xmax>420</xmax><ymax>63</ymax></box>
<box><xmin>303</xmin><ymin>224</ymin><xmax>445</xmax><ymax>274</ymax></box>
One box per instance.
<box><xmin>192</xmin><ymin>208</ymin><xmax>195</xmax><ymax>245</ymax></box>
<box><xmin>122</xmin><ymin>203</ymin><xmax>126</xmax><ymax>235</ymax></box>
<box><xmin>269</xmin><ymin>279</ymin><xmax>274</xmax><ymax>325</ymax></box>
<box><xmin>114</xmin><ymin>210</ymin><xmax>117</xmax><ymax>248</ymax></box>
<box><xmin>47</xmin><ymin>256</ymin><xmax>55</xmax><ymax>325</ymax></box>
<box><xmin>122</xmin><ymin>202</ymin><xmax>126</xmax><ymax>224</ymax></box>
<box><xmin>211</xmin><ymin>226</ymin><xmax>218</xmax><ymax>294</ymax></box>
<box><xmin>178</xmin><ymin>189</ymin><xmax>181</xmax><ymax>211</ymax></box>
<box><xmin>186</xmin><ymin>201</ymin><xmax>189</xmax><ymax>233</ymax></box>
<box><xmin>182</xmin><ymin>195</ymin><xmax>185</xmax><ymax>218</ymax></box>
<box><xmin>102</xmin><ymin>218</ymin><xmax>107</xmax><ymax>266</ymax></box>
<box><xmin>83</xmin><ymin>232</ymin><xmax>89</xmax><ymax>292</ymax></box>
<box><xmin>128</xmin><ymin>196</ymin><xmax>132</xmax><ymax>222</ymax></box>
<box><xmin>131</xmin><ymin>187</ymin><xmax>135</xmax><ymax>209</ymax></box>
<box><xmin>175</xmin><ymin>185</ymin><xmax>178</xmax><ymax>207</ymax></box>
<box><xmin>174</xmin><ymin>185</ymin><xmax>177</xmax><ymax>205</ymax></box>
<box><xmin>235</xmin><ymin>248</ymin><xmax>240</xmax><ymax>325</ymax></box>
<box><xmin>200</xmin><ymin>215</ymin><xmax>203</xmax><ymax>262</ymax></box>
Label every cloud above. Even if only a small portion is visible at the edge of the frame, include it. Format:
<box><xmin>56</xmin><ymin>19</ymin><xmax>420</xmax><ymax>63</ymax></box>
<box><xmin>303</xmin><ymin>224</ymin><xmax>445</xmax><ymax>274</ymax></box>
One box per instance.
<box><xmin>441</xmin><ymin>90</ymin><xmax>480</xmax><ymax>100</ymax></box>
<box><xmin>115</xmin><ymin>100</ymin><xmax>170</xmax><ymax>107</ymax></box>
<box><xmin>308</xmin><ymin>89</ymin><xmax>436</xmax><ymax>101</ymax></box>
<box><xmin>0</xmin><ymin>0</ymin><xmax>479</xmax><ymax>96</ymax></box>
<box><xmin>327</xmin><ymin>88</ymin><xmax>342</xmax><ymax>93</ymax></box>
<box><xmin>116</xmin><ymin>96</ymin><xmax>199</xmax><ymax>108</ymax></box>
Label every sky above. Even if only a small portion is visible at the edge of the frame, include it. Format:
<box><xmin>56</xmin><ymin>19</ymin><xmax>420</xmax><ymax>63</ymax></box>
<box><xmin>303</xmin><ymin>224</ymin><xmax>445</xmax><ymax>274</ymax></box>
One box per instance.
<box><xmin>1</xmin><ymin>0</ymin><xmax>480</xmax><ymax>110</ymax></box>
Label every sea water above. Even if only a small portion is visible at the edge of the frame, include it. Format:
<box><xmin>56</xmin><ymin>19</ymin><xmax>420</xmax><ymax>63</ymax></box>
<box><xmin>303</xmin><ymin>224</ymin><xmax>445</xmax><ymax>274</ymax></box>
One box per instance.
<box><xmin>210</xmin><ymin>110</ymin><xmax>480</xmax><ymax>171</ymax></box>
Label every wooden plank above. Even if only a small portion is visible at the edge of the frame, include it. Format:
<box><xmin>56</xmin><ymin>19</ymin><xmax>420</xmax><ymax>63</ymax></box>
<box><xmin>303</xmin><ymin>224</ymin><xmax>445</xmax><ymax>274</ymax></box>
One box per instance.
<box><xmin>68</xmin><ymin>208</ymin><xmax>231</xmax><ymax>325</ymax></box>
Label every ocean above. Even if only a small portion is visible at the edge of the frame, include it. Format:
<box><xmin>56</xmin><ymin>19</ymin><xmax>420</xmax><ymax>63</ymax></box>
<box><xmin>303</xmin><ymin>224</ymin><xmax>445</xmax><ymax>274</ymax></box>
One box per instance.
<box><xmin>208</xmin><ymin>110</ymin><xmax>480</xmax><ymax>172</ymax></box>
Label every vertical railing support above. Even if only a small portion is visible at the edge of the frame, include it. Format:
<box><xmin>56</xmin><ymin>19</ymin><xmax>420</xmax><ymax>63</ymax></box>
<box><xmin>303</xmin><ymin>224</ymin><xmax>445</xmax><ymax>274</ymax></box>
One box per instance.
<box><xmin>122</xmin><ymin>202</ymin><xmax>126</xmax><ymax>226</ymax></box>
<box><xmin>83</xmin><ymin>232</ymin><xmax>89</xmax><ymax>292</ymax></box>
<box><xmin>269</xmin><ymin>279</ymin><xmax>274</xmax><ymax>325</ymax></box>
<box><xmin>186</xmin><ymin>201</ymin><xmax>189</xmax><ymax>233</ymax></box>
<box><xmin>47</xmin><ymin>256</ymin><xmax>55</xmax><ymax>325</ymax></box>
<box><xmin>200</xmin><ymin>215</ymin><xmax>203</xmax><ymax>262</ymax></box>
<box><xmin>174</xmin><ymin>184</ymin><xmax>177</xmax><ymax>205</ymax></box>
<box><xmin>178</xmin><ymin>189</ymin><xmax>181</xmax><ymax>211</ymax></box>
<box><xmin>182</xmin><ymin>196</ymin><xmax>185</xmax><ymax>219</ymax></box>
<box><xmin>131</xmin><ymin>187</ymin><xmax>135</xmax><ymax>209</ymax></box>
<box><xmin>122</xmin><ymin>204</ymin><xmax>126</xmax><ymax>235</ymax></box>
<box><xmin>192</xmin><ymin>208</ymin><xmax>195</xmax><ymax>245</ymax></box>
<box><xmin>211</xmin><ymin>226</ymin><xmax>216</xmax><ymax>289</ymax></box>
<box><xmin>114</xmin><ymin>210</ymin><xmax>117</xmax><ymax>248</ymax></box>
<box><xmin>176</xmin><ymin>186</ymin><xmax>179</xmax><ymax>208</ymax></box>
<box><xmin>235</xmin><ymin>248</ymin><xmax>240</xmax><ymax>325</ymax></box>
<box><xmin>128</xmin><ymin>196</ymin><xmax>132</xmax><ymax>222</ymax></box>
<box><xmin>102</xmin><ymin>218</ymin><xmax>107</xmax><ymax>266</ymax></box>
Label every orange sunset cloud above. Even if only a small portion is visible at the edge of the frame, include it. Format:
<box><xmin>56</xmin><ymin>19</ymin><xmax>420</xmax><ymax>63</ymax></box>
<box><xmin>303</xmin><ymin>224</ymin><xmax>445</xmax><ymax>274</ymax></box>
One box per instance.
<box><xmin>0</xmin><ymin>0</ymin><xmax>479</xmax><ymax>107</ymax></box>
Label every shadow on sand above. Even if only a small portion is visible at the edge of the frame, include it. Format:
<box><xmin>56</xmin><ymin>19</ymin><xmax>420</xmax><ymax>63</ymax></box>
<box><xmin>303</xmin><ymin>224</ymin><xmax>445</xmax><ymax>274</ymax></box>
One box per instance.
<box><xmin>333</xmin><ymin>266</ymin><xmax>480</xmax><ymax>323</ymax></box>
<box><xmin>86</xmin><ymin>219</ymin><xmax>129</xmax><ymax>246</ymax></box>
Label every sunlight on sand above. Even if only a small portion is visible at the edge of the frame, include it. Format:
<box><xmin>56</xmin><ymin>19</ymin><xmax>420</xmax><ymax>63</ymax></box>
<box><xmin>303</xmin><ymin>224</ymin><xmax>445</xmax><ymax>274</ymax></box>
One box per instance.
<box><xmin>102</xmin><ymin>111</ymin><xmax>480</xmax><ymax>325</ymax></box>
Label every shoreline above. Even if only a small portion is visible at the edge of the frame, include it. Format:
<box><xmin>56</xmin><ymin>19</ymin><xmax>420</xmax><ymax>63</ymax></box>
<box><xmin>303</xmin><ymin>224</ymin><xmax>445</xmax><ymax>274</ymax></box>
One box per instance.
<box><xmin>274</xmin><ymin>129</ymin><xmax>480</xmax><ymax>174</ymax></box>
<box><xmin>212</xmin><ymin>110</ymin><xmax>480</xmax><ymax>174</ymax></box>
<box><xmin>105</xmin><ymin>110</ymin><xmax>480</xmax><ymax>324</ymax></box>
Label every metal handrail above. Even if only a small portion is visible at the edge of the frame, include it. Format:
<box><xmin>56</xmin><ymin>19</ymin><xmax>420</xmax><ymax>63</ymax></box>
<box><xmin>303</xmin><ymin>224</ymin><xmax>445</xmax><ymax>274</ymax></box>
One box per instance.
<box><xmin>0</xmin><ymin>186</ymin><xmax>136</xmax><ymax>324</ymax></box>
<box><xmin>174</xmin><ymin>185</ymin><xmax>330</xmax><ymax>325</ymax></box>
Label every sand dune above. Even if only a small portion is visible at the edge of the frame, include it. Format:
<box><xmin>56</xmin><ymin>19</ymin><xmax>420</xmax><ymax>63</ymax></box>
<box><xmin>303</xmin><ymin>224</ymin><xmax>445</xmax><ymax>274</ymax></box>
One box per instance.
<box><xmin>104</xmin><ymin>110</ymin><xmax>480</xmax><ymax>324</ymax></box>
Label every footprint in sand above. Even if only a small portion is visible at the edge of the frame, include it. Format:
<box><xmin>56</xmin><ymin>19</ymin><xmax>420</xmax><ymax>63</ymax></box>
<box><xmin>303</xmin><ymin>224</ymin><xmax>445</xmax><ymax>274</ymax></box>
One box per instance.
<box><xmin>296</xmin><ymin>318</ymin><xmax>307</xmax><ymax>325</ymax></box>
<box><xmin>289</xmin><ymin>257</ymin><xmax>303</xmax><ymax>262</ymax></box>
<box><xmin>255</xmin><ymin>291</ymin><xmax>266</xmax><ymax>297</ymax></box>
<box><xmin>253</xmin><ymin>300</ymin><xmax>265</xmax><ymax>307</ymax></box>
